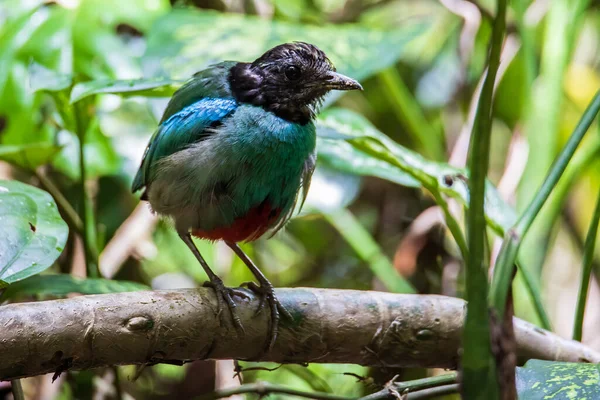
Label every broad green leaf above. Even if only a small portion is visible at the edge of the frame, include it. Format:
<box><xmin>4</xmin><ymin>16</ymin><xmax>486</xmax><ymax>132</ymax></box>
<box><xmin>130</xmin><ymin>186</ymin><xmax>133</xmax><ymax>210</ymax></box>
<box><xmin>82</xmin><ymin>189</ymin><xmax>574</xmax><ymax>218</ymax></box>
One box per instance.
<box><xmin>17</xmin><ymin>6</ymin><xmax>73</xmax><ymax>75</ymax></box>
<box><xmin>516</xmin><ymin>360</ymin><xmax>600</xmax><ymax>399</ymax></box>
<box><xmin>0</xmin><ymin>180</ymin><xmax>68</xmax><ymax>284</ymax></box>
<box><xmin>321</xmin><ymin>108</ymin><xmax>517</xmax><ymax>234</ymax></box>
<box><xmin>28</xmin><ymin>61</ymin><xmax>72</xmax><ymax>93</ymax></box>
<box><xmin>70</xmin><ymin>77</ymin><xmax>182</xmax><ymax>104</ymax></box>
<box><xmin>0</xmin><ymin>274</ymin><xmax>149</xmax><ymax>301</ymax></box>
<box><xmin>317</xmin><ymin>108</ymin><xmax>418</xmax><ymax>188</ymax></box>
<box><xmin>0</xmin><ymin>6</ymin><xmax>51</xmax><ymax>95</ymax></box>
<box><xmin>0</xmin><ymin>143</ymin><xmax>62</xmax><ymax>170</ymax></box>
<box><xmin>143</xmin><ymin>9</ymin><xmax>427</xmax><ymax>82</ymax></box>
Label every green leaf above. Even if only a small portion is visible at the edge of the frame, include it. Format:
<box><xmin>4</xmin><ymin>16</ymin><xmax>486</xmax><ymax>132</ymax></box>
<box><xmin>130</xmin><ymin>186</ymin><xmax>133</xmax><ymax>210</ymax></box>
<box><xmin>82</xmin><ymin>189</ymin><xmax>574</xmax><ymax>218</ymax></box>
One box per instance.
<box><xmin>516</xmin><ymin>360</ymin><xmax>600</xmax><ymax>399</ymax></box>
<box><xmin>316</xmin><ymin>109</ymin><xmax>418</xmax><ymax>188</ymax></box>
<box><xmin>28</xmin><ymin>61</ymin><xmax>72</xmax><ymax>93</ymax></box>
<box><xmin>0</xmin><ymin>6</ymin><xmax>51</xmax><ymax>95</ymax></box>
<box><xmin>70</xmin><ymin>77</ymin><xmax>182</xmax><ymax>104</ymax></box>
<box><xmin>0</xmin><ymin>274</ymin><xmax>149</xmax><ymax>301</ymax></box>
<box><xmin>319</xmin><ymin>108</ymin><xmax>517</xmax><ymax>234</ymax></box>
<box><xmin>143</xmin><ymin>9</ymin><xmax>427</xmax><ymax>83</ymax></box>
<box><xmin>0</xmin><ymin>143</ymin><xmax>62</xmax><ymax>170</ymax></box>
<box><xmin>0</xmin><ymin>180</ymin><xmax>68</xmax><ymax>284</ymax></box>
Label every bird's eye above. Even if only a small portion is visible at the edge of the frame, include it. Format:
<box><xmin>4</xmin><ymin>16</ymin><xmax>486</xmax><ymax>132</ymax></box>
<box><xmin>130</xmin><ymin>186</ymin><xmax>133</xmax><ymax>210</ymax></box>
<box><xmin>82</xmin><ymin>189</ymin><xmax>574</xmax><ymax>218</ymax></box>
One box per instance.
<box><xmin>284</xmin><ymin>65</ymin><xmax>301</xmax><ymax>81</ymax></box>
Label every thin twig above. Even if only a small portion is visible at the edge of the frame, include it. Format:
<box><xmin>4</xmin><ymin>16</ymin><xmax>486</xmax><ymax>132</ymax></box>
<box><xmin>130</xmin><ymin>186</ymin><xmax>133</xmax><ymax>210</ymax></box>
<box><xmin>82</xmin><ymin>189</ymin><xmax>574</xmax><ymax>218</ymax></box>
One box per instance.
<box><xmin>406</xmin><ymin>384</ymin><xmax>460</xmax><ymax>399</ymax></box>
<box><xmin>34</xmin><ymin>169</ymin><xmax>84</xmax><ymax>233</ymax></box>
<box><xmin>360</xmin><ymin>374</ymin><xmax>458</xmax><ymax>400</ymax></box>
<box><xmin>196</xmin><ymin>382</ymin><xmax>354</xmax><ymax>400</ymax></box>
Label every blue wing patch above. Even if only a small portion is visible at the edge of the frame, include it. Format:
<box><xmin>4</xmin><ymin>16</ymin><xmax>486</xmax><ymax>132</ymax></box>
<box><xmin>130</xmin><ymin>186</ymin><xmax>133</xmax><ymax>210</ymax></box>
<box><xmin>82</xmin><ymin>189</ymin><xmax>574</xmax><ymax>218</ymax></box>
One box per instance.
<box><xmin>132</xmin><ymin>98</ymin><xmax>238</xmax><ymax>193</ymax></box>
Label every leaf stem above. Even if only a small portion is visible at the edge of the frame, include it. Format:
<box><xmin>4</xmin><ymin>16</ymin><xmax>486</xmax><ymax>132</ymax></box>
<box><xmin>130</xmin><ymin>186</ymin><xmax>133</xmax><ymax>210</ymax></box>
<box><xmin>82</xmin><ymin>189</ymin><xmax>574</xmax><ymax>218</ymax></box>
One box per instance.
<box><xmin>516</xmin><ymin>260</ymin><xmax>552</xmax><ymax>331</ymax></box>
<box><xmin>74</xmin><ymin>102</ymin><xmax>99</xmax><ymax>278</ymax></box>
<box><xmin>378</xmin><ymin>68</ymin><xmax>445</xmax><ymax>161</ymax></box>
<box><xmin>431</xmin><ymin>191</ymin><xmax>468</xmax><ymax>258</ymax></box>
<box><xmin>360</xmin><ymin>373</ymin><xmax>458</xmax><ymax>400</ymax></box>
<box><xmin>325</xmin><ymin>208</ymin><xmax>415</xmax><ymax>293</ymax></box>
<box><xmin>572</xmin><ymin>189</ymin><xmax>600</xmax><ymax>342</ymax></box>
<box><xmin>490</xmin><ymin>91</ymin><xmax>600</xmax><ymax>319</ymax></box>
<box><xmin>197</xmin><ymin>382</ymin><xmax>354</xmax><ymax>400</ymax></box>
<box><xmin>34</xmin><ymin>169</ymin><xmax>84</xmax><ymax>234</ymax></box>
<box><xmin>199</xmin><ymin>373</ymin><xmax>459</xmax><ymax>400</ymax></box>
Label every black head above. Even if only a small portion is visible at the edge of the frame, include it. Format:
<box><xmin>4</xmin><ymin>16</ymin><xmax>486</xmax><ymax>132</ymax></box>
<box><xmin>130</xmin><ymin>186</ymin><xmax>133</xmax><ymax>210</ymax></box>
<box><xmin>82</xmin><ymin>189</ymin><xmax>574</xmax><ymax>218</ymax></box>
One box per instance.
<box><xmin>229</xmin><ymin>42</ymin><xmax>362</xmax><ymax>125</ymax></box>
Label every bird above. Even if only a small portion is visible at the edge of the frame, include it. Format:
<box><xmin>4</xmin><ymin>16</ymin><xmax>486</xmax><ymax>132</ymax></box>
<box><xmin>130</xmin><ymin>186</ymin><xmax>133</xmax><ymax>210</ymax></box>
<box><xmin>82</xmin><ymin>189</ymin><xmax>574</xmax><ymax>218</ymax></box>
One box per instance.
<box><xmin>132</xmin><ymin>42</ymin><xmax>362</xmax><ymax>352</ymax></box>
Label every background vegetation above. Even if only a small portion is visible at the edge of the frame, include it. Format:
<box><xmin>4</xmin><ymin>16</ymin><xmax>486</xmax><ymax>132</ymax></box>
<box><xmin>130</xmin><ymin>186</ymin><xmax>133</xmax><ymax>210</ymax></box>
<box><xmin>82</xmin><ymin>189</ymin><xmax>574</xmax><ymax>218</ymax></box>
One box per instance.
<box><xmin>1</xmin><ymin>0</ymin><xmax>600</xmax><ymax>398</ymax></box>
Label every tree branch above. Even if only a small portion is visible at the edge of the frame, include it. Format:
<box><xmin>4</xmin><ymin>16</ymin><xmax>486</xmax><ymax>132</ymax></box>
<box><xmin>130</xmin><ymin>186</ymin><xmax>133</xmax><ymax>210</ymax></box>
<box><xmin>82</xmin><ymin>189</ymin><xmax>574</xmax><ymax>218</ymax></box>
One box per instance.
<box><xmin>0</xmin><ymin>288</ymin><xmax>598</xmax><ymax>381</ymax></box>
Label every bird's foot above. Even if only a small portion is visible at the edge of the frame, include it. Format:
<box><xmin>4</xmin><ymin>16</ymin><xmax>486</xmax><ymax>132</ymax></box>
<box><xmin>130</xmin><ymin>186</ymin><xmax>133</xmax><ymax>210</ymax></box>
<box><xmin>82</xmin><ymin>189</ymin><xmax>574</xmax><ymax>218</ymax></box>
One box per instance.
<box><xmin>203</xmin><ymin>278</ymin><xmax>248</xmax><ymax>334</ymax></box>
<box><xmin>241</xmin><ymin>280</ymin><xmax>292</xmax><ymax>353</ymax></box>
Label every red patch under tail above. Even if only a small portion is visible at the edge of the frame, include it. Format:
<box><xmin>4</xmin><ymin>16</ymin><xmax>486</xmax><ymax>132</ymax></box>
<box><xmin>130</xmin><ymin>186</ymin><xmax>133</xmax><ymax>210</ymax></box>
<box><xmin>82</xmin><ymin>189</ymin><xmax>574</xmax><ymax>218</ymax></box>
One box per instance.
<box><xmin>192</xmin><ymin>200</ymin><xmax>282</xmax><ymax>242</ymax></box>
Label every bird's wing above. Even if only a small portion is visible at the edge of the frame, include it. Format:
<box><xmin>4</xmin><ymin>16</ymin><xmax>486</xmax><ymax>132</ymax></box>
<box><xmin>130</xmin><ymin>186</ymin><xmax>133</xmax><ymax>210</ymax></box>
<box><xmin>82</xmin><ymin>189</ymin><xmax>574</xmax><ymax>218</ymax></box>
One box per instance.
<box><xmin>160</xmin><ymin>61</ymin><xmax>237</xmax><ymax>124</ymax></box>
<box><xmin>132</xmin><ymin>61</ymin><xmax>238</xmax><ymax>194</ymax></box>
<box><xmin>131</xmin><ymin>97</ymin><xmax>238</xmax><ymax>193</ymax></box>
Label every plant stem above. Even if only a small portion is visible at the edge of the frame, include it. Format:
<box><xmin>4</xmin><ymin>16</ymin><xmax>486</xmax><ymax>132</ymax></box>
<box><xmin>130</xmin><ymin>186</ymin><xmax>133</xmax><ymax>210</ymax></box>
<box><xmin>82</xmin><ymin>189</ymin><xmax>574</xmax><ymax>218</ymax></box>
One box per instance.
<box><xmin>325</xmin><ymin>208</ymin><xmax>415</xmax><ymax>293</ymax></box>
<box><xmin>113</xmin><ymin>366</ymin><xmax>124</xmax><ymax>400</ymax></box>
<box><xmin>35</xmin><ymin>169</ymin><xmax>84</xmax><ymax>234</ymax></box>
<box><xmin>431</xmin><ymin>191</ymin><xmax>468</xmax><ymax>259</ymax></box>
<box><xmin>406</xmin><ymin>384</ymin><xmax>459</xmax><ymax>399</ymax></box>
<box><xmin>378</xmin><ymin>68</ymin><xmax>445</xmax><ymax>161</ymax></box>
<box><xmin>197</xmin><ymin>382</ymin><xmax>355</xmax><ymax>400</ymax></box>
<box><xmin>200</xmin><ymin>373</ymin><xmax>459</xmax><ymax>400</ymax></box>
<box><xmin>490</xmin><ymin>91</ymin><xmax>600</xmax><ymax>318</ymax></box>
<box><xmin>572</xmin><ymin>189</ymin><xmax>600</xmax><ymax>342</ymax></box>
<box><xmin>463</xmin><ymin>0</ymin><xmax>507</xmax><ymax>396</ymax></box>
<box><xmin>73</xmin><ymin>103</ymin><xmax>99</xmax><ymax>278</ymax></box>
<box><xmin>360</xmin><ymin>374</ymin><xmax>458</xmax><ymax>400</ymax></box>
<box><xmin>11</xmin><ymin>379</ymin><xmax>24</xmax><ymax>400</ymax></box>
<box><xmin>516</xmin><ymin>260</ymin><xmax>552</xmax><ymax>331</ymax></box>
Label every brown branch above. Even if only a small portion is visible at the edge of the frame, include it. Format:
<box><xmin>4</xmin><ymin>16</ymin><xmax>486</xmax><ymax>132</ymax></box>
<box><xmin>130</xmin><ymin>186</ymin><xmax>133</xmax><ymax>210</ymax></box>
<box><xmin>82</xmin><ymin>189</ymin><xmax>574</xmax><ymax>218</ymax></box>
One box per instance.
<box><xmin>0</xmin><ymin>288</ymin><xmax>598</xmax><ymax>381</ymax></box>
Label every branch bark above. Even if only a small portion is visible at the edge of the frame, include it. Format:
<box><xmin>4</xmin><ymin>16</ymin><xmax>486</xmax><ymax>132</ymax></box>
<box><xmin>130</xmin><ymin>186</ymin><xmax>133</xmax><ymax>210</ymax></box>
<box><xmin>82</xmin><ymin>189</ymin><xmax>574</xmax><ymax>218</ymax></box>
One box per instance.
<box><xmin>1</xmin><ymin>288</ymin><xmax>598</xmax><ymax>380</ymax></box>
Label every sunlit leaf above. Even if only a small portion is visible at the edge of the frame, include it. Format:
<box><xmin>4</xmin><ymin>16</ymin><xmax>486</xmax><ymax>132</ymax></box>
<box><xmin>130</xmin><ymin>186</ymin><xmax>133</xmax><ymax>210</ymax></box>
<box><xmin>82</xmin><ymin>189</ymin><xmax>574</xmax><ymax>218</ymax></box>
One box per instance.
<box><xmin>143</xmin><ymin>9</ymin><xmax>427</xmax><ymax>83</ymax></box>
<box><xmin>320</xmin><ymin>108</ymin><xmax>517</xmax><ymax>234</ymax></box>
<box><xmin>0</xmin><ymin>274</ymin><xmax>149</xmax><ymax>301</ymax></box>
<box><xmin>351</xmin><ymin>135</ymin><xmax>516</xmax><ymax>234</ymax></box>
<box><xmin>0</xmin><ymin>143</ymin><xmax>62</xmax><ymax>170</ymax></box>
<box><xmin>0</xmin><ymin>180</ymin><xmax>68</xmax><ymax>284</ymax></box>
<box><xmin>28</xmin><ymin>61</ymin><xmax>72</xmax><ymax>93</ymax></box>
<box><xmin>317</xmin><ymin>108</ymin><xmax>418</xmax><ymax>187</ymax></box>
<box><xmin>70</xmin><ymin>77</ymin><xmax>182</xmax><ymax>104</ymax></box>
<box><xmin>0</xmin><ymin>6</ymin><xmax>51</xmax><ymax>93</ymax></box>
<box><xmin>516</xmin><ymin>360</ymin><xmax>600</xmax><ymax>399</ymax></box>
<box><xmin>302</xmin><ymin>166</ymin><xmax>361</xmax><ymax>214</ymax></box>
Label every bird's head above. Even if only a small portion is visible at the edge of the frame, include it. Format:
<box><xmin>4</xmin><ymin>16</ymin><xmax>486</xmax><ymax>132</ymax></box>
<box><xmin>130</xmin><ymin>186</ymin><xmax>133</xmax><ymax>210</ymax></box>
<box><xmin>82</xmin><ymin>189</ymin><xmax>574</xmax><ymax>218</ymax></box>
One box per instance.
<box><xmin>229</xmin><ymin>42</ymin><xmax>362</xmax><ymax>124</ymax></box>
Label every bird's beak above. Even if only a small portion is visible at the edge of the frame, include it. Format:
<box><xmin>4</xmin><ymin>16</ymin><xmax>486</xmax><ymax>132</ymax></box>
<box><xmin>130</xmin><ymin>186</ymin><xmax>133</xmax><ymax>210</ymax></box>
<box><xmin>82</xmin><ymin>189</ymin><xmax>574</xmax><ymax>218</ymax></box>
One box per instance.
<box><xmin>323</xmin><ymin>71</ymin><xmax>363</xmax><ymax>91</ymax></box>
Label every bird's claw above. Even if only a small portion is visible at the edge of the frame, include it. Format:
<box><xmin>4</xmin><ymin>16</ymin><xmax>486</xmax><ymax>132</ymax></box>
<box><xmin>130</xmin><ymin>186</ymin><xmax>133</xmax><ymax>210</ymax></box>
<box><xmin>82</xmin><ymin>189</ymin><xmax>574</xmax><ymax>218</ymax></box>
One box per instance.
<box><xmin>203</xmin><ymin>278</ymin><xmax>248</xmax><ymax>334</ymax></box>
<box><xmin>241</xmin><ymin>280</ymin><xmax>292</xmax><ymax>353</ymax></box>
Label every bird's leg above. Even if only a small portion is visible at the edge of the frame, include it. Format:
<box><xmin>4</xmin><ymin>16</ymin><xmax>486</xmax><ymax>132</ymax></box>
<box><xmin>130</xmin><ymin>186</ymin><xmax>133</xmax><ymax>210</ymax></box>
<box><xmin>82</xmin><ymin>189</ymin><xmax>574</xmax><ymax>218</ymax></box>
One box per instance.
<box><xmin>225</xmin><ymin>241</ymin><xmax>292</xmax><ymax>353</ymax></box>
<box><xmin>178</xmin><ymin>232</ymin><xmax>247</xmax><ymax>334</ymax></box>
